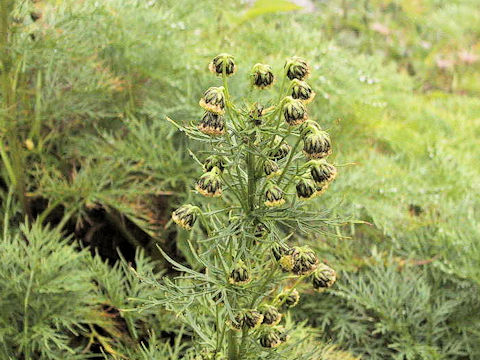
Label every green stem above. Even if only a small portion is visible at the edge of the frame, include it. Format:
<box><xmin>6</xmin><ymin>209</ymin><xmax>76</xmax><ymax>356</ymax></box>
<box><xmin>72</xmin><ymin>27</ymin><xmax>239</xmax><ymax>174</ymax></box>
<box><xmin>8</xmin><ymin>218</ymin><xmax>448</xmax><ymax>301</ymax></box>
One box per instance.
<box><xmin>277</xmin><ymin>135</ymin><xmax>302</xmax><ymax>185</ymax></box>
<box><xmin>227</xmin><ymin>329</ymin><xmax>238</xmax><ymax>360</ymax></box>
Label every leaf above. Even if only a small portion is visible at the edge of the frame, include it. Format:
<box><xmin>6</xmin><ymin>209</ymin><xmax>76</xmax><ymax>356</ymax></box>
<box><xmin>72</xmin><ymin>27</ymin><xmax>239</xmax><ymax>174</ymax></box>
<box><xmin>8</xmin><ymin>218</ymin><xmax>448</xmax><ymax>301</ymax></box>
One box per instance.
<box><xmin>236</xmin><ymin>0</ymin><xmax>302</xmax><ymax>24</ymax></box>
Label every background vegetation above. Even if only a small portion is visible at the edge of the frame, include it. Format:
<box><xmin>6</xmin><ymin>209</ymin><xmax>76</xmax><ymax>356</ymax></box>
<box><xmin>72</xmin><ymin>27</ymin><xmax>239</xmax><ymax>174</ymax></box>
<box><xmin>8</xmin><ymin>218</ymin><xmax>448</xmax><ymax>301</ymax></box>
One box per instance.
<box><xmin>0</xmin><ymin>0</ymin><xmax>479</xmax><ymax>359</ymax></box>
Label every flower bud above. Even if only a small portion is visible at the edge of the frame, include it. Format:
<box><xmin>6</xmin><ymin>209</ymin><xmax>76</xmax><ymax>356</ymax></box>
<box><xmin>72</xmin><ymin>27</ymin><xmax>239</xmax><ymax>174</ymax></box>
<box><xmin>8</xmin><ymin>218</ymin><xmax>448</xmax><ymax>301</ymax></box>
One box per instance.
<box><xmin>264</xmin><ymin>183</ymin><xmax>285</xmax><ymax>207</ymax></box>
<box><xmin>199</xmin><ymin>87</ymin><xmax>226</xmax><ymax>115</ymax></box>
<box><xmin>268</xmin><ymin>137</ymin><xmax>291</xmax><ymax>161</ymax></box>
<box><xmin>251</xmin><ymin>63</ymin><xmax>275</xmax><ymax>89</ymax></box>
<box><xmin>209</xmin><ymin>53</ymin><xmax>236</xmax><ymax>76</ymax></box>
<box><xmin>291</xmin><ymin>246</ymin><xmax>318</xmax><ymax>275</ymax></box>
<box><xmin>204</xmin><ymin>155</ymin><xmax>225</xmax><ymax>172</ymax></box>
<box><xmin>249</xmin><ymin>103</ymin><xmax>264</xmax><ymax>125</ymax></box>
<box><xmin>259</xmin><ymin>328</ymin><xmax>282</xmax><ymax>348</ymax></box>
<box><xmin>259</xmin><ymin>305</ymin><xmax>282</xmax><ymax>326</ymax></box>
<box><xmin>285</xmin><ymin>56</ymin><xmax>310</xmax><ymax>81</ymax></box>
<box><xmin>172</xmin><ymin>204</ymin><xmax>198</xmax><ymax>230</ymax></box>
<box><xmin>295</xmin><ymin>177</ymin><xmax>317</xmax><ymax>200</ymax></box>
<box><xmin>254</xmin><ymin>223</ymin><xmax>268</xmax><ymax>238</ymax></box>
<box><xmin>278</xmin><ymin>247</ymin><xmax>297</xmax><ymax>272</ymax></box>
<box><xmin>243</xmin><ymin>309</ymin><xmax>264</xmax><ymax>330</ymax></box>
<box><xmin>229</xmin><ymin>260</ymin><xmax>251</xmax><ymax>285</ymax></box>
<box><xmin>309</xmin><ymin>159</ymin><xmax>337</xmax><ymax>186</ymax></box>
<box><xmin>228</xmin><ymin>313</ymin><xmax>245</xmax><ymax>331</ymax></box>
<box><xmin>300</xmin><ymin>119</ymin><xmax>322</xmax><ymax>135</ymax></box>
<box><xmin>196</xmin><ymin>167</ymin><xmax>222</xmax><ymax>197</ymax></box>
<box><xmin>282</xmin><ymin>96</ymin><xmax>308</xmax><ymax>126</ymax></box>
<box><xmin>312</xmin><ymin>263</ymin><xmax>337</xmax><ymax>291</ymax></box>
<box><xmin>291</xmin><ymin>79</ymin><xmax>315</xmax><ymax>103</ymax></box>
<box><xmin>276</xmin><ymin>289</ymin><xmax>300</xmax><ymax>309</ymax></box>
<box><xmin>198</xmin><ymin>111</ymin><xmax>225</xmax><ymax>136</ymax></box>
<box><xmin>263</xmin><ymin>159</ymin><xmax>281</xmax><ymax>178</ymax></box>
<box><xmin>303</xmin><ymin>130</ymin><xmax>332</xmax><ymax>159</ymax></box>
<box><xmin>195</xmin><ymin>349</ymin><xmax>225</xmax><ymax>360</ymax></box>
<box><xmin>271</xmin><ymin>242</ymin><xmax>291</xmax><ymax>261</ymax></box>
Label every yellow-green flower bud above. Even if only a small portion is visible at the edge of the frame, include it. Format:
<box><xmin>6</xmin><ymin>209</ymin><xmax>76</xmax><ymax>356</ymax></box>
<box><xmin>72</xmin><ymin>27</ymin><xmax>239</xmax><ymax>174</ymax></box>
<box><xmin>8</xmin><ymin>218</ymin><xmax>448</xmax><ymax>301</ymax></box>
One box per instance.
<box><xmin>259</xmin><ymin>328</ymin><xmax>282</xmax><ymax>348</ymax></box>
<box><xmin>196</xmin><ymin>167</ymin><xmax>222</xmax><ymax>197</ymax></box>
<box><xmin>282</xmin><ymin>96</ymin><xmax>308</xmax><ymax>126</ymax></box>
<box><xmin>228</xmin><ymin>260</ymin><xmax>251</xmax><ymax>285</ymax></box>
<box><xmin>308</xmin><ymin>159</ymin><xmax>337</xmax><ymax>186</ymax></box>
<box><xmin>259</xmin><ymin>305</ymin><xmax>282</xmax><ymax>326</ymax></box>
<box><xmin>300</xmin><ymin>119</ymin><xmax>322</xmax><ymax>135</ymax></box>
<box><xmin>243</xmin><ymin>309</ymin><xmax>264</xmax><ymax>330</ymax></box>
<box><xmin>312</xmin><ymin>263</ymin><xmax>337</xmax><ymax>291</ymax></box>
<box><xmin>303</xmin><ymin>130</ymin><xmax>332</xmax><ymax>159</ymax></box>
<box><xmin>263</xmin><ymin>159</ymin><xmax>281</xmax><ymax>178</ymax></box>
<box><xmin>228</xmin><ymin>313</ymin><xmax>245</xmax><ymax>331</ymax></box>
<box><xmin>285</xmin><ymin>56</ymin><xmax>310</xmax><ymax>81</ymax></box>
<box><xmin>295</xmin><ymin>177</ymin><xmax>317</xmax><ymax>200</ymax></box>
<box><xmin>248</xmin><ymin>103</ymin><xmax>264</xmax><ymax>125</ymax></box>
<box><xmin>268</xmin><ymin>137</ymin><xmax>291</xmax><ymax>160</ymax></box>
<box><xmin>198</xmin><ymin>111</ymin><xmax>225</xmax><ymax>136</ymax></box>
<box><xmin>199</xmin><ymin>87</ymin><xmax>226</xmax><ymax>115</ymax></box>
<box><xmin>291</xmin><ymin>79</ymin><xmax>315</xmax><ymax>104</ymax></box>
<box><xmin>194</xmin><ymin>349</ymin><xmax>225</xmax><ymax>360</ymax></box>
<box><xmin>209</xmin><ymin>53</ymin><xmax>236</xmax><ymax>76</ymax></box>
<box><xmin>204</xmin><ymin>155</ymin><xmax>225</xmax><ymax>173</ymax></box>
<box><xmin>264</xmin><ymin>183</ymin><xmax>285</xmax><ymax>207</ymax></box>
<box><xmin>276</xmin><ymin>289</ymin><xmax>300</xmax><ymax>309</ymax></box>
<box><xmin>291</xmin><ymin>246</ymin><xmax>318</xmax><ymax>275</ymax></box>
<box><xmin>171</xmin><ymin>204</ymin><xmax>199</xmax><ymax>230</ymax></box>
<box><xmin>271</xmin><ymin>242</ymin><xmax>291</xmax><ymax>261</ymax></box>
<box><xmin>251</xmin><ymin>63</ymin><xmax>275</xmax><ymax>89</ymax></box>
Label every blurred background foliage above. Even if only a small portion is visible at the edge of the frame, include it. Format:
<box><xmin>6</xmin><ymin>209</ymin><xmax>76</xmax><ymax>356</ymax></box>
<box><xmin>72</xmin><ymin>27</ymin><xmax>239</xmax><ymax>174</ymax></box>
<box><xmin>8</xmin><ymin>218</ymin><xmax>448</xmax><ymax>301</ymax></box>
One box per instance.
<box><xmin>0</xmin><ymin>0</ymin><xmax>479</xmax><ymax>358</ymax></box>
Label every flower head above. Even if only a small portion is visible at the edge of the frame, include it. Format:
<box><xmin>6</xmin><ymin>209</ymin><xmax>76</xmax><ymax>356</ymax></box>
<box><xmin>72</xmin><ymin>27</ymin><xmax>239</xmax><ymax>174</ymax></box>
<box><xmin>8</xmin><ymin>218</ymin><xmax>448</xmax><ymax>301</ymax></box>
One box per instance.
<box><xmin>276</xmin><ymin>289</ymin><xmax>300</xmax><ymax>309</ymax></box>
<box><xmin>271</xmin><ymin>242</ymin><xmax>292</xmax><ymax>261</ymax></box>
<box><xmin>282</xmin><ymin>96</ymin><xmax>308</xmax><ymax>126</ymax></box>
<box><xmin>198</xmin><ymin>111</ymin><xmax>225</xmax><ymax>136</ymax></box>
<box><xmin>259</xmin><ymin>327</ymin><xmax>282</xmax><ymax>348</ymax></box>
<box><xmin>199</xmin><ymin>87</ymin><xmax>226</xmax><ymax>115</ymax></box>
<box><xmin>309</xmin><ymin>159</ymin><xmax>337</xmax><ymax>186</ymax></box>
<box><xmin>259</xmin><ymin>305</ymin><xmax>282</xmax><ymax>326</ymax></box>
<box><xmin>203</xmin><ymin>155</ymin><xmax>226</xmax><ymax>172</ymax></box>
<box><xmin>295</xmin><ymin>177</ymin><xmax>317</xmax><ymax>200</ymax></box>
<box><xmin>291</xmin><ymin>246</ymin><xmax>318</xmax><ymax>275</ymax></box>
<box><xmin>263</xmin><ymin>159</ymin><xmax>281</xmax><ymax>178</ymax></box>
<box><xmin>249</xmin><ymin>103</ymin><xmax>264</xmax><ymax>125</ymax></box>
<box><xmin>251</xmin><ymin>63</ymin><xmax>275</xmax><ymax>89</ymax></box>
<box><xmin>312</xmin><ymin>263</ymin><xmax>337</xmax><ymax>291</ymax></box>
<box><xmin>229</xmin><ymin>260</ymin><xmax>251</xmax><ymax>285</ymax></box>
<box><xmin>196</xmin><ymin>167</ymin><xmax>222</xmax><ymax>197</ymax></box>
<box><xmin>285</xmin><ymin>56</ymin><xmax>310</xmax><ymax>81</ymax></box>
<box><xmin>264</xmin><ymin>183</ymin><xmax>285</xmax><ymax>207</ymax></box>
<box><xmin>303</xmin><ymin>130</ymin><xmax>332</xmax><ymax>159</ymax></box>
<box><xmin>291</xmin><ymin>79</ymin><xmax>315</xmax><ymax>103</ymax></box>
<box><xmin>209</xmin><ymin>53</ymin><xmax>236</xmax><ymax>76</ymax></box>
<box><xmin>243</xmin><ymin>309</ymin><xmax>264</xmax><ymax>329</ymax></box>
<box><xmin>171</xmin><ymin>204</ymin><xmax>198</xmax><ymax>230</ymax></box>
<box><xmin>268</xmin><ymin>137</ymin><xmax>291</xmax><ymax>160</ymax></box>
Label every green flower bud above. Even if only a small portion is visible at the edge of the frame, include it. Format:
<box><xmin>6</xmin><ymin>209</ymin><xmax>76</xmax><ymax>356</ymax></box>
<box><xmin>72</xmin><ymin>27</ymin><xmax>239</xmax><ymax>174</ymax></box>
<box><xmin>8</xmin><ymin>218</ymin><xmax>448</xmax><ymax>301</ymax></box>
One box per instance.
<box><xmin>196</xmin><ymin>167</ymin><xmax>222</xmax><ymax>197</ymax></box>
<box><xmin>264</xmin><ymin>183</ymin><xmax>285</xmax><ymax>207</ymax></box>
<box><xmin>229</xmin><ymin>260</ymin><xmax>251</xmax><ymax>285</ymax></box>
<box><xmin>309</xmin><ymin>159</ymin><xmax>337</xmax><ymax>186</ymax></box>
<box><xmin>171</xmin><ymin>204</ymin><xmax>199</xmax><ymax>230</ymax></box>
<box><xmin>285</xmin><ymin>56</ymin><xmax>310</xmax><ymax>81</ymax></box>
<box><xmin>243</xmin><ymin>309</ymin><xmax>264</xmax><ymax>329</ymax></box>
<box><xmin>228</xmin><ymin>313</ymin><xmax>245</xmax><ymax>331</ymax></box>
<box><xmin>204</xmin><ymin>155</ymin><xmax>226</xmax><ymax>172</ymax></box>
<box><xmin>303</xmin><ymin>130</ymin><xmax>332</xmax><ymax>159</ymax></box>
<box><xmin>199</xmin><ymin>87</ymin><xmax>226</xmax><ymax>115</ymax></box>
<box><xmin>249</xmin><ymin>103</ymin><xmax>264</xmax><ymax>125</ymax></box>
<box><xmin>259</xmin><ymin>326</ymin><xmax>289</xmax><ymax>348</ymax></box>
<box><xmin>312</xmin><ymin>263</ymin><xmax>337</xmax><ymax>291</ymax></box>
<box><xmin>209</xmin><ymin>53</ymin><xmax>236</xmax><ymax>76</ymax></box>
<box><xmin>263</xmin><ymin>159</ymin><xmax>281</xmax><ymax>178</ymax></box>
<box><xmin>291</xmin><ymin>79</ymin><xmax>315</xmax><ymax>104</ymax></box>
<box><xmin>198</xmin><ymin>111</ymin><xmax>225</xmax><ymax>136</ymax></box>
<box><xmin>278</xmin><ymin>247</ymin><xmax>297</xmax><ymax>272</ymax></box>
<box><xmin>259</xmin><ymin>328</ymin><xmax>282</xmax><ymax>348</ymax></box>
<box><xmin>276</xmin><ymin>288</ymin><xmax>300</xmax><ymax>309</ymax></box>
<box><xmin>194</xmin><ymin>349</ymin><xmax>225</xmax><ymax>360</ymax></box>
<box><xmin>300</xmin><ymin>119</ymin><xmax>322</xmax><ymax>135</ymax></box>
<box><xmin>268</xmin><ymin>137</ymin><xmax>291</xmax><ymax>160</ymax></box>
<box><xmin>291</xmin><ymin>246</ymin><xmax>318</xmax><ymax>275</ymax></box>
<box><xmin>251</xmin><ymin>63</ymin><xmax>275</xmax><ymax>89</ymax></box>
<box><xmin>259</xmin><ymin>305</ymin><xmax>282</xmax><ymax>326</ymax></box>
<box><xmin>254</xmin><ymin>223</ymin><xmax>268</xmax><ymax>238</ymax></box>
<box><xmin>295</xmin><ymin>177</ymin><xmax>317</xmax><ymax>200</ymax></box>
<box><xmin>282</xmin><ymin>96</ymin><xmax>308</xmax><ymax>126</ymax></box>
<box><xmin>271</xmin><ymin>242</ymin><xmax>291</xmax><ymax>261</ymax></box>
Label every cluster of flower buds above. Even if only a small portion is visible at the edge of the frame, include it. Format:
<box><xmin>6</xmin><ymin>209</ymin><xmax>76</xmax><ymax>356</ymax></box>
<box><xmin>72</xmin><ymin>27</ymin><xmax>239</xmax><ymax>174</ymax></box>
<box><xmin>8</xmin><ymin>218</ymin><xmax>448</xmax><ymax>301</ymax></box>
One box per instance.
<box><xmin>229</xmin><ymin>309</ymin><xmax>264</xmax><ymax>331</ymax></box>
